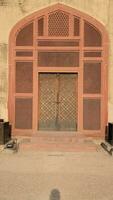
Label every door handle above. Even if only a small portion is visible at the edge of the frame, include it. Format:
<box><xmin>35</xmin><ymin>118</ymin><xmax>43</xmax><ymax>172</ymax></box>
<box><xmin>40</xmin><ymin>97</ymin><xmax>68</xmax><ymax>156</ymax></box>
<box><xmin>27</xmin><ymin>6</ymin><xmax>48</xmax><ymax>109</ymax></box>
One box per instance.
<box><xmin>53</xmin><ymin>101</ymin><xmax>61</xmax><ymax>104</ymax></box>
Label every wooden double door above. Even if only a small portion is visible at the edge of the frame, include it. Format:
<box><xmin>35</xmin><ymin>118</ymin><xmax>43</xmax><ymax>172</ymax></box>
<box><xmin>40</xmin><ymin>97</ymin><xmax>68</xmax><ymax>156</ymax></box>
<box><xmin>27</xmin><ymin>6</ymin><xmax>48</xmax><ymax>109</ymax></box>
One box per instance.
<box><xmin>39</xmin><ymin>73</ymin><xmax>78</xmax><ymax>131</ymax></box>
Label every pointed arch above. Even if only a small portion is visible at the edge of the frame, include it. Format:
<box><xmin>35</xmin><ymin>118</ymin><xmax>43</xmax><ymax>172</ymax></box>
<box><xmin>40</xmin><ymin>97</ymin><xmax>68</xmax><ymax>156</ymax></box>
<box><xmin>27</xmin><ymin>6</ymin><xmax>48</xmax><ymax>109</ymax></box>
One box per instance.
<box><xmin>9</xmin><ymin>3</ymin><xmax>108</xmax><ymax>137</ymax></box>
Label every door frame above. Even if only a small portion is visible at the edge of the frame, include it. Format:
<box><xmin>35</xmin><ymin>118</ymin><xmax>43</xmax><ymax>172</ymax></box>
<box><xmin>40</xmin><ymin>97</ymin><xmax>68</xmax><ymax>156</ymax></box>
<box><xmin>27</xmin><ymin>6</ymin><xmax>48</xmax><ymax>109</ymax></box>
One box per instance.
<box><xmin>8</xmin><ymin>3</ymin><xmax>108</xmax><ymax>138</ymax></box>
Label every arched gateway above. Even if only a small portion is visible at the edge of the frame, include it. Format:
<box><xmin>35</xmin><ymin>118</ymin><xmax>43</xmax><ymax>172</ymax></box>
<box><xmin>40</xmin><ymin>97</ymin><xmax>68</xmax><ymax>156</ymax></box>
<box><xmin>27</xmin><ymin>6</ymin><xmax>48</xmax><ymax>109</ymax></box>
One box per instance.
<box><xmin>9</xmin><ymin>4</ymin><xmax>108</xmax><ymax>137</ymax></box>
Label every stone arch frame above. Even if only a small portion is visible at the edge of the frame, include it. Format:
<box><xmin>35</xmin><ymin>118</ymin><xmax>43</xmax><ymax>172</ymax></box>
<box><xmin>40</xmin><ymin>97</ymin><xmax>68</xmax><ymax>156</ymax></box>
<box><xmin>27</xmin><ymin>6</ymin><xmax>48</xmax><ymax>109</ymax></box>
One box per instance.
<box><xmin>8</xmin><ymin>3</ymin><xmax>108</xmax><ymax>137</ymax></box>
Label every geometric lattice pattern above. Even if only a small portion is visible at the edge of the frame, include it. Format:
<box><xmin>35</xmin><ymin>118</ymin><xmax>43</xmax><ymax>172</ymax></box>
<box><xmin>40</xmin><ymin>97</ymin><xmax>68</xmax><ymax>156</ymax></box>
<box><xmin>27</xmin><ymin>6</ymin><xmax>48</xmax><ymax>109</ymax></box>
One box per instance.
<box><xmin>39</xmin><ymin>74</ymin><xmax>56</xmax><ymax>130</ymax></box>
<box><xmin>48</xmin><ymin>10</ymin><xmax>69</xmax><ymax>36</ymax></box>
<box><xmin>59</xmin><ymin>74</ymin><xmax>78</xmax><ymax>130</ymax></box>
<box><xmin>83</xmin><ymin>98</ymin><xmax>100</xmax><ymax>130</ymax></box>
<box><xmin>39</xmin><ymin>73</ymin><xmax>77</xmax><ymax>131</ymax></box>
<box><xmin>16</xmin><ymin>23</ymin><xmax>33</xmax><ymax>46</ymax></box>
<box><xmin>15</xmin><ymin>98</ymin><xmax>32</xmax><ymax>129</ymax></box>
<box><xmin>84</xmin><ymin>22</ymin><xmax>102</xmax><ymax>47</ymax></box>
<box><xmin>38</xmin><ymin>52</ymin><xmax>79</xmax><ymax>67</ymax></box>
<box><xmin>83</xmin><ymin>62</ymin><xmax>101</xmax><ymax>94</ymax></box>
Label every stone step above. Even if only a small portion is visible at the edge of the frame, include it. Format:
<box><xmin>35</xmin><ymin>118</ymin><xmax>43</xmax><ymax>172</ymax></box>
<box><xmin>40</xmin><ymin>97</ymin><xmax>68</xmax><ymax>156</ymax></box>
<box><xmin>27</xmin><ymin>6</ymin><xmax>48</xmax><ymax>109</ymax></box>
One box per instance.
<box><xmin>20</xmin><ymin>143</ymin><xmax>97</xmax><ymax>152</ymax></box>
<box><xmin>30</xmin><ymin>134</ymin><xmax>87</xmax><ymax>144</ymax></box>
<box><xmin>19</xmin><ymin>135</ymin><xmax>97</xmax><ymax>152</ymax></box>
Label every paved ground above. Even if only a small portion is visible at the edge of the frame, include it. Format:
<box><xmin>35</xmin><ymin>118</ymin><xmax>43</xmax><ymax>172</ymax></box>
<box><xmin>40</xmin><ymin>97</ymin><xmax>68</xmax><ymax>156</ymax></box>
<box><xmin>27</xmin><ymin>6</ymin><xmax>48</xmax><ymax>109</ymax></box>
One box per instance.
<box><xmin>0</xmin><ymin>143</ymin><xmax>113</xmax><ymax>200</ymax></box>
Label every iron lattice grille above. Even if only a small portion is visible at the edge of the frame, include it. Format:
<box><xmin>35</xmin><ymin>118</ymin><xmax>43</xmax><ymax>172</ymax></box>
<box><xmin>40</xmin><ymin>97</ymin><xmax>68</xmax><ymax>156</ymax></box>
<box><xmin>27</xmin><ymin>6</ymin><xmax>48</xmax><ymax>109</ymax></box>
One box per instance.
<box><xmin>39</xmin><ymin>73</ymin><xmax>78</xmax><ymax>131</ymax></box>
<box><xmin>39</xmin><ymin>74</ymin><xmax>57</xmax><ymax>130</ymax></box>
<box><xmin>48</xmin><ymin>10</ymin><xmax>69</xmax><ymax>36</ymax></box>
<box><xmin>59</xmin><ymin>74</ymin><xmax>78</xmax><ymax>130</ymax></box>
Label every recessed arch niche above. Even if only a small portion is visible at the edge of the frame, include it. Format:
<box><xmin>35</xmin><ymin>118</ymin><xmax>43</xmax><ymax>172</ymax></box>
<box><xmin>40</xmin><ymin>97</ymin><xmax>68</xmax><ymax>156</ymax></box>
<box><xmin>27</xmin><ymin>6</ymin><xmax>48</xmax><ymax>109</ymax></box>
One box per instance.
<box><xmin>9</xmin><ymin>4</ymin><xmax>108</xmax><ymax>137</ymax></box>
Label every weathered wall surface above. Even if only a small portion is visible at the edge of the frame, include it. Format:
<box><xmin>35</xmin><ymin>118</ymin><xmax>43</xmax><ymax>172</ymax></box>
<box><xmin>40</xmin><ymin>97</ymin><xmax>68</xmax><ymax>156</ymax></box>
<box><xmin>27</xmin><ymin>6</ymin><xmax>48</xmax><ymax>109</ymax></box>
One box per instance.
<box><xmin>0</xmin><ymin>0</ymin><xmax>112</xmax><ymax>121</ymax></box>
